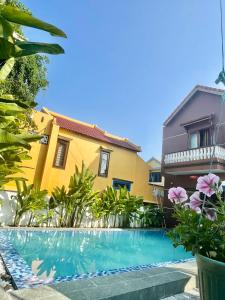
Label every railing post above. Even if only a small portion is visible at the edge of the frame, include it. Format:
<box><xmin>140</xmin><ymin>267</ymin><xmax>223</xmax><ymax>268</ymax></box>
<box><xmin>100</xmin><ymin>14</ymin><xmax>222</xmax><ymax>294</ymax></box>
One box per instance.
<box><xmin>164</xmin><ymin>145</ymin><xmax>225</xmax><ymax>165</ymax></box>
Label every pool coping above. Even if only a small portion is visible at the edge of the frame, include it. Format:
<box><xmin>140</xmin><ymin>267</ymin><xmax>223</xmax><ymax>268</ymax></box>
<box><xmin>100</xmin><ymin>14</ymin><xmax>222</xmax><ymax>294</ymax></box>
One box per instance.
<box><xmin>0</xmin><ymin>228</ymin><xmax>195</xmax><ymax>290</ymax></box>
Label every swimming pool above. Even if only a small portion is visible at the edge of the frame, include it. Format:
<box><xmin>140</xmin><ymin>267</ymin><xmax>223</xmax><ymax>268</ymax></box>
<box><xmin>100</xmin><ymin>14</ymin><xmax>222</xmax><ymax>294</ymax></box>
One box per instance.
<box><xmin>0</xmin><ymin>229</ymin><xmax>193</xmax><ymax>289</ymax></box>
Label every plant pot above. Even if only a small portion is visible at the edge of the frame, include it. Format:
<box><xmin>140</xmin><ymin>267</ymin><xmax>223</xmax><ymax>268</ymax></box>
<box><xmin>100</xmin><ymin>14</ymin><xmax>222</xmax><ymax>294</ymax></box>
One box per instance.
<box><xmin>196</xmin><ymin>254</ymin><xmax>225</xmax><ymax>300</ymax></box>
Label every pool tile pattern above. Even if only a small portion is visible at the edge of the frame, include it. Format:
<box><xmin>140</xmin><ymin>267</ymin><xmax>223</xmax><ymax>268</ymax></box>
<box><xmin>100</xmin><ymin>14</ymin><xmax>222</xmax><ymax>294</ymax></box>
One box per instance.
<box><xmin>0</xmin><ymin>230</ymin><xmax>194</xmax><ymax>289</ymax></box>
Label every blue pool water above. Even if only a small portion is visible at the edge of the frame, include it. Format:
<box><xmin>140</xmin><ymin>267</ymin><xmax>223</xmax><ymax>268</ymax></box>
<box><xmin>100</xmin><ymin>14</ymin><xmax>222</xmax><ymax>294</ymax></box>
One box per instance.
<box><xmin>5</xmin><ymin>230</ymin><xmax>192</xmax><ymax>282</ymax></box>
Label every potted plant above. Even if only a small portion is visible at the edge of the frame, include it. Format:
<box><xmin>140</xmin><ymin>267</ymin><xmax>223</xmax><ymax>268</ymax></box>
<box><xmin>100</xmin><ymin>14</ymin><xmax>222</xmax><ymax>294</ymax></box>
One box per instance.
<box><xmin>167</xmin><ymin>173</ymin><xmax>225</xmax><ymax>300</ymax></box>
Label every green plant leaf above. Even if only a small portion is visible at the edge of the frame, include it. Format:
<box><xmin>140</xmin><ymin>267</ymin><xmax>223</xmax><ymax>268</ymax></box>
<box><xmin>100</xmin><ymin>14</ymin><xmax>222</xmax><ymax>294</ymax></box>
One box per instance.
<box><xmin>0</xmin><ymin>39</ymin><xmax>64</xmax><ymax>59</ymax></box>
<box><xmin>0</xmin><ymin>130</ymin><xmax>39</xmax><ymax>150</ymax></box>
<box><xmin>0</xmin><ymin>128</ymin><xmax>29</xmax><ymax>148</ymax></box>
<box><xmin>15</xmin><ymin>41</ymin><xmax>65</xmax><ymax>56</ymax></box>
<box><xmin>0</xmin><ymin>57</ymin><xmax>14</xmax><ymax>80</ymax></box>
<box><xmin>0</xmin><ymin>15</ymin><xmax>13</xmax><ymax>41</ymax></box>
<box><xmin>17</xmin><ymin>133</ymin><xmax>41</xmax><ymax>143</ymax></box>
<box><xmin>0</xmin><ymin>101</ymin><xmax>24</xmax><ymax>114</ymax></box>
<box><xmin>0</xmin><ymin>37</ymin><xmax>21</xmax><ymax>59</ymax></box>
<box><xmin>0</xmin><ymin>95</ymin><xmax>30</xmax><ymax>109</ymax></box>
<box><xmin>0</xmin><ymin>6</ymin><xmax>67</xmax><ymax>38</ymax></box>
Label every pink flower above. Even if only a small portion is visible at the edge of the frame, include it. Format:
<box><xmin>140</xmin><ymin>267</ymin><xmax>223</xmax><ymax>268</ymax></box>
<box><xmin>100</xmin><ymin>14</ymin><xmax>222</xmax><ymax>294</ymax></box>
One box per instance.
<box><xmin>204</xmin><ymin>208</ymin><xmax>217</xmax><ymax>221</ymax></box>
<box><xmin>168</xmin><ymin>187</ymin><xmax>188</xmax><ymax>204</ymax></box>
<box><xmin>196</xmin><ymin>173</ymin><xmax>220</xmax><ymax>197</ymax></box>
<box><xmin>190</xmin><ymin>192</ymin><xmax>202</xmax><ymax>213</ymax></box>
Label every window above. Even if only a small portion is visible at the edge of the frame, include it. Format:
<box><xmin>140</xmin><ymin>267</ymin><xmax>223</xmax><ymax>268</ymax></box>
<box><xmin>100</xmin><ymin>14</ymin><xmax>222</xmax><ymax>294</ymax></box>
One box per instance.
<box><xmin>199</xmin><ymin>128</ymin><xmax>210</xmax><ymax>147</ymax></box>
<box><xmin>98</xmin><ymin>150</ymin><xmax>110</xmax><ymax>177</ymax></box>
<box><xmin>112</xmin><ymin>179</ymin><xmax>132</xmax><ymax>191</ymax></box>
<box><xmin>189</xmin><ymin>133</ymin><xmax>198</xmax><ymax>149</ymax></box>
<box><xmin>189</xmin><ymin>128</ymin><xmax>212</xmax><ymax>149</ymax></box>
<box><xmin>53</xmin><ymin>139</ymin><xmax>69</xmax><ymax>168</ymax></box>
<box><xmin>149</xmin><ymin>171</ymin><xmax>161</xmax><ymax>183</ymax></box>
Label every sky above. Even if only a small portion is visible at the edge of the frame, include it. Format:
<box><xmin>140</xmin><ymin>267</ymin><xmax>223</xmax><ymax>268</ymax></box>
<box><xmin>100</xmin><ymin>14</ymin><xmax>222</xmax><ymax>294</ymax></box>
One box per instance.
<box><xmin>22</xmin><ymin>0</ymin><xmax>225</xmax><ymax>161</ymax></box>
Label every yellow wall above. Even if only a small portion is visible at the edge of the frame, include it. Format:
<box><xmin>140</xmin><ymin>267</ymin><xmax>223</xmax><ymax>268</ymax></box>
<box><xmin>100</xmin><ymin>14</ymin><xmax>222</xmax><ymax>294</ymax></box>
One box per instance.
<box><xmin>5</xmin><ymin>111</ymin><xmax>155</xmax><ymax>203</ymax></box>
<box><xmin>147</xmin><ymin>158</ymin><xmax>164</xmax><ymax>205</ymax></box>
<box><xmin>5</xmin><ymin>111</ymin><xmax>53</xmax><ymax>191</ymax></box>
<box><xmin>148</xmin><ymin>159</ymin><xmax>161</xmax><ymax>170</ymax></box>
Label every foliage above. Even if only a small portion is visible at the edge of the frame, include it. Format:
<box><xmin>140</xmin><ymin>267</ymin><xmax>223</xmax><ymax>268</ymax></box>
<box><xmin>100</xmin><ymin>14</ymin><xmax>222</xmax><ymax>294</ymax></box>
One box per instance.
<box><xmin>167</xmin><ymin>174</ymin><xmax>225</xmax><ymax>263</ymax></box>
<box><xmin>49</xmin><ymin>165</ymin><xmax>144</xmax><ymax>228</ymax></box>
<box><xmin>49</xmin><ymin>185</ymin><xmax>68</xmax><ymax>227</ymax></box>
<box><xmin>1</xmin><ymin>1</ymin><xmax>49</xmax><ymax>105</ymax></box>
<box><xmin>11</xmin><ymin>180</ymin><xmax>48</xmax><ymax>226</ymax></box>
<box><xmin>0</xmin><ymin>55</ymin><xmax>49</xmax><ymax>105</ymax></box>
<box><xmin>50</xmin><ymin>163</ymin><xmax>98</xmax><ymax>227</ymax></box>
<box><xmin>91</xmin><ymin>186</ymin><xmax>143</xmax><ymax>228</ymax></box>
<box><xmin>140</xmin><ymin>204</ymin><xmax>164</xmax><ymax>228</ymax></box>
<box><xmin>0</xmin><ymin>0</ymin><xmax>66</xmax><ymax>187</ymax></box>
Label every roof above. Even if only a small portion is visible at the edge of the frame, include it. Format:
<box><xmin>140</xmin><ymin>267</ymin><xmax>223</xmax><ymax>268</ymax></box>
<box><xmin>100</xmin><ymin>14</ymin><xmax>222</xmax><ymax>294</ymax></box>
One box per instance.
<box><xmin>42</xmin><ymin>108</ymin><xmax>141</xmax><ymax>152</ymax></box>
<box><xmin>163</xmin><ymin>85</ymin><xmax>224</xmax><ymax>126</ymax></box>
<box><xmin>147</xmin><ymin>157</ymin><xmax>161</xmax><ymax>164</ymax></box>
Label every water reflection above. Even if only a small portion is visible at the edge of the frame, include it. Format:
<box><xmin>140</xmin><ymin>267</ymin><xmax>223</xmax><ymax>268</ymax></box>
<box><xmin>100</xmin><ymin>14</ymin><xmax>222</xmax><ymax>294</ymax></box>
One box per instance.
<box><xmin>8</xmin><ymin>230</ymin><xmax>192</xmax><ymax>280</ymax></box>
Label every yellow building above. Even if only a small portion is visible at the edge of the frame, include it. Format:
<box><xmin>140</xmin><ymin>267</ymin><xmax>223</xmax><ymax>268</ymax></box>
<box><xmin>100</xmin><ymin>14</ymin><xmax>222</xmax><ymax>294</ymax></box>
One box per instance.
<box><xmin>147</xmin><ymin>157</ymin><xmax>164</xmax><ymax>205</ymax></box>
<box><xmin>5</xmin><ymin>108</ymin><xmax>154</xmax><ymax>203</ymax></box>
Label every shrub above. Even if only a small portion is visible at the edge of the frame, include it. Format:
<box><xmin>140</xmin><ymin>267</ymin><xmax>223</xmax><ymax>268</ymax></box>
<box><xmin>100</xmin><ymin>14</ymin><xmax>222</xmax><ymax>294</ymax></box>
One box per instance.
<box><xmin>139</xmin><ymin>204</ymin><xmax>164</xmax><ymax>228</ymax></box>
<box><xmin>50</xmin><ymin>163</ymin><xmax>98</xmax><ymax>227</ymax></box>
<box><xmin>12</xmin><ymin>180</ymin><xmax>47</xmax><ymax>226</ymax></box>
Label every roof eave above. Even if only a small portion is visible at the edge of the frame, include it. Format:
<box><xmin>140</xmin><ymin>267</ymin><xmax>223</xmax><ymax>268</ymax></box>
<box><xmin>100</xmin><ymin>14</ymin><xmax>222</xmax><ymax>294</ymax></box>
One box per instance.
<box><xmin>163</xmin><ymin>85</ymin><xmax>224</xmax><ymax>126</ymax></box>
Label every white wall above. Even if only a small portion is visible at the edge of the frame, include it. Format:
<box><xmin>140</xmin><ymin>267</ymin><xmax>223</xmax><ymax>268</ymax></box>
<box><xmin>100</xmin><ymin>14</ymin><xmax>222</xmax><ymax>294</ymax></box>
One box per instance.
<box><xmin>0</xmin><ymin>191</ymin><xmax>143</xmax><ymax>228</ymax></box>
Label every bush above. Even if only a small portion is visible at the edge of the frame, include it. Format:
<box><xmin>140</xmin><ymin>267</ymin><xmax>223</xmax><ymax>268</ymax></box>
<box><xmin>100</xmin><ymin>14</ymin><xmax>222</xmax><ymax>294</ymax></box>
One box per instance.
<box><xmin>140</xmin><ymin>204</ymin><xmax>165</xmax><ymax>228</ymax></box>
<box><xmin>91</xmin><ymin>186</ymin><xmax>143</xmax><ymax>228</ymax></box>
<box><xmin>49</xmin><ymin>163</ymin><xmax>98</xmax><ymax>227</ymax></box>
<box><xmin>12</xmin><ymin>180</ymin><xmax>48</xmax><ymax>226</ymax></box>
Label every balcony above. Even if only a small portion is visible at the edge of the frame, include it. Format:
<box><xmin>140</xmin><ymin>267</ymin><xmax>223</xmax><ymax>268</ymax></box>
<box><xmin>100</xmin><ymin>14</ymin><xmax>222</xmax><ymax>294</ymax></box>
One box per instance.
<box><xmin>163</xmin><ymin>146</ymin><xmax>225</xmax><ymax>175</ymax></box>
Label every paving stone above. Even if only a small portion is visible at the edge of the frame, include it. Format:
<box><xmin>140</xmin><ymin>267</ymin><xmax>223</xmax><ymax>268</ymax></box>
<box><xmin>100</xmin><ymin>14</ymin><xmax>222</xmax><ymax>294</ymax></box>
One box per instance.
<box><xmin>52</xmin><ymin>278</ymin><xmax>96</xmax><ymax>293</ymax></box>
<box><xmin>0</xmin><ymin>286</ymin><xmax>11</xmax><ymax>300</ymax></box>
<box><xmin>8</xmin><ymin>263</ymin><xmax>198</xmax><ymax>300</ymax></box>
<box><xmin>49</xmin><ymin>270</ymin><xmax>193</xmax><ymax>300</ymax></box>
<box><xmin>163</xmin><ymin>289</ymin><xmax>200</xmax><ymax>300</ymax></box>
<box><xmin>10</xmin><ymin>286</ymin><xmax>69</xmax><ymax>300</ymax></box>
<box><xmin>141</xmin><ymin>267</ymin><xmax>178</xmax><ymax>276</ymax></box>
<box><xmin>90</xmin><ymin>274</ymin><xmax>127</xmax><ymax>286</ymax></box>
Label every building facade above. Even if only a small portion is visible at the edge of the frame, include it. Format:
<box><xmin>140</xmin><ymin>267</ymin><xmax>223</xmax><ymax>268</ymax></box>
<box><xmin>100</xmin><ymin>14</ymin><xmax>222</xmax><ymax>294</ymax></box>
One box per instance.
<box><xmin>147</xmin><ymin>157</ymin><xmax>164</xmax><ymax>205</ymax></box>
<box><xmin>162</xmin><ymin>85</ymin><xmax>225</xmax><ymax>206</ymax></box>
<box><xmin>5</xmin><ymin>108</ymin><xmax>154</xmax><ymax>203</ymax></box>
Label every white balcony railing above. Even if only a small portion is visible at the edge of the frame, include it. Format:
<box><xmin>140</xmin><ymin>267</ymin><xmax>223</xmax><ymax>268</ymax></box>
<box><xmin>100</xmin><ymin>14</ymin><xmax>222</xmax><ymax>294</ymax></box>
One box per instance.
<box><xmin>164</xmin><ymin>146</ymin><xmax>225</xmax><ymax>165</ymax></box>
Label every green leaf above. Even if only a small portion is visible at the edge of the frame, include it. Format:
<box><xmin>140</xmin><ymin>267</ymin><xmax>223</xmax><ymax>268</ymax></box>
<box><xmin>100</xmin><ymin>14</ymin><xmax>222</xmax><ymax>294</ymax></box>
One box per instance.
<box><xmin>0</xmin><ymin>101</ymin><xmax>24</xmax><ymax>114</ymax></box>
<box><xmin>0</xmin><ymin>130</ymin><xmax>39</xmax><ymax>150</ymax></box>
<box><xmin>0</xmin><ymin>39</ymin><xmax>64</xmax><ymax>59</ymax></box>
<box><xmin>17</xmin><ymin>133</ymin><xmax>41</xmax><ymax>143</ymax></box>
<box><xmin>0</xmin><ymin>128</ymin><xmax>29</xmax><ymax>149</ymax></box>
<box><xmin>0</xmin><ymin>15</ymin><xmax>14</xmax><ymax>41</ymax></box>
<box><xmin>0</xmin><ymin>95</ymin><xmax>30</xmax><ymax>109</ymax></box>
<box><xmin>0</xmin><ymin>57</ymin><xmax>14</xmax><ymax>80</ymax></box>
<box><xmin>0</xmin><ymin>6</ymin><xmax>67</xmax><ymax>38</ymax></box>
<box><xmin>15</xmin><ymin>41</ymin><xmax>64</xmax><ymax>56</ymax></box>
<box><xmin>0</xmin><ymin>115</ymin><xmax>14</xmax><ymax>127</ymax></box>
<box><xmin>0</xmin><ymin>37</ymin><xmax>22</xmax><ymax>59</ymax></box>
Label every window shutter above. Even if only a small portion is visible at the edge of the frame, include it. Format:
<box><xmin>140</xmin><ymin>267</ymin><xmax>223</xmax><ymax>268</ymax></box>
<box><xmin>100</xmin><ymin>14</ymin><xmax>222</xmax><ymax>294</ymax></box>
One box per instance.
<box><xmin>54</xmin><ymin>139</ymin><xmax>69</xmax><ymax>168</ymax></box>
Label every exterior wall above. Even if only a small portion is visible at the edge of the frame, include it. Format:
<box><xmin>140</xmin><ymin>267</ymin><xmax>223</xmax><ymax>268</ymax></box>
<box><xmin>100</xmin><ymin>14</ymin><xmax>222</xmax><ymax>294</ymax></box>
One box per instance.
<box><xmin>41</xmin><ymin>126</ymin><xmax>153</xmax><ymax>202</ymax></box>
<box><xmin>5</xmin><ymin>111</ymin><xmax>54</xmax><ymax>191</ymax></box>
<box><xmin>162</xmin><ymin>88</ymin><xmax>225</xmax><ymax>211</ymax></box>
<box><xmin>4</xmin><ymin>111</ymin><xmax>154</xmax><ymax>203</ymax></box>
<box><xmin>148</xmin><ymin>159</ymin><xmax>161</xmax><ymax>170</ymax></box>
<box><xmin>162</xmin><ymin>91</ymin><xmax>225</xmax><ymax>156</ymax></box>
<box><xmin>0</xmin><ymin>191</ymin><xmax>144</xmax><ymax>227</ymax></box>
<box><xmin>147</xmin><ymin>158</ymin><xmax>164</xmax><ymax>205</ymax></box>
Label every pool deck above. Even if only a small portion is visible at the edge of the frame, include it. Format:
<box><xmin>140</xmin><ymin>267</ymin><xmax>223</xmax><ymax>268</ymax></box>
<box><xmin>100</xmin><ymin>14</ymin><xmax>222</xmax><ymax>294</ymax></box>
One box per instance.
<box><xmin>7</xmin><ymin>260</ymin><xmax>198</xmax><ymax>300</ymax></box>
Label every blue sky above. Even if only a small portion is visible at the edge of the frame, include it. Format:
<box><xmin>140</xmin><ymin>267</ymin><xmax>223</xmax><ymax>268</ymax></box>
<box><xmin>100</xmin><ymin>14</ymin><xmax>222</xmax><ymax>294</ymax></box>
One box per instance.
<box><xmin>22</xmin><ymin>0</ymin><xmax>224</xmax><ymax>160</ymax></box>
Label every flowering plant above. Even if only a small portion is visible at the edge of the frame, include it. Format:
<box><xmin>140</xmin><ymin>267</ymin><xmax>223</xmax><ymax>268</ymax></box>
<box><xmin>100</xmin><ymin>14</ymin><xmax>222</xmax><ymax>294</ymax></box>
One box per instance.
<box><xmin>167</xmin><ymin>173</ymin><xmax>225</xmax><ymax>262</ymax></box>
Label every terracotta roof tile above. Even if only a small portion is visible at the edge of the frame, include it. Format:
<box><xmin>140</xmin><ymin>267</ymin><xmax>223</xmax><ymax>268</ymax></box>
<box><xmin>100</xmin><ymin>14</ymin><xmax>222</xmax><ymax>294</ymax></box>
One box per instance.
<box><xmin>55</xmin><ymin>116</ymin><xmax>140</xmax><ymax>152</ymax></box>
